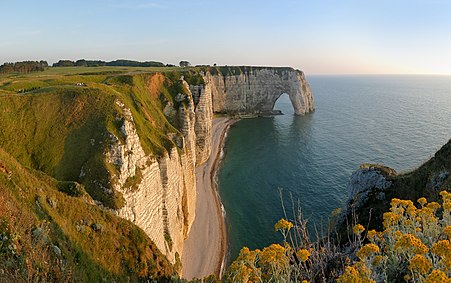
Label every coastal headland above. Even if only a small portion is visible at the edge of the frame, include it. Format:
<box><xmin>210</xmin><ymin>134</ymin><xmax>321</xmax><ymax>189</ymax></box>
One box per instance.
<box><xmin>0</xmin><ymin>65</ymin><xmax>314</xmax><ymax>280</ymax></box>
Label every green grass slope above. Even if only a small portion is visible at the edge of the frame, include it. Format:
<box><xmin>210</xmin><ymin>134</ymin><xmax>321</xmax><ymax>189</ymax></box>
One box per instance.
<box><xmin>0</xmin><ymin>67</ymin><xmax>196</xmax><ymax>209</ymax></box>
<box><xmin>0</xmin><ymin>148</ymin><xmax>175</xmax><ymax>282</ymax></box>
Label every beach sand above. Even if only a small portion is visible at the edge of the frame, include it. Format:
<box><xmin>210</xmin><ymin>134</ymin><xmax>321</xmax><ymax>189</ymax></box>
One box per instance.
<box><xmin>181</xmin><ymin>117</ymin><xmax>235</xmax><ymax>280</ymax></box>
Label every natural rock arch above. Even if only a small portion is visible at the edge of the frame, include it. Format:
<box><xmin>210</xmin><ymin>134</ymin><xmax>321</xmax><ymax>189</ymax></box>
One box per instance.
<box><xmin>206</xmin><ymin>67</ymin><xmax>314</xmax><ymax>116</ymax></box>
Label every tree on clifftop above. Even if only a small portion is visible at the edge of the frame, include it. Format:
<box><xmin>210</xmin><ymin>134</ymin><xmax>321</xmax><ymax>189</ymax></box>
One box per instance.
<box><xmin>179</xmin><ymin>60</ymin><xmax>190</xmax><ymax>67</ymax></box>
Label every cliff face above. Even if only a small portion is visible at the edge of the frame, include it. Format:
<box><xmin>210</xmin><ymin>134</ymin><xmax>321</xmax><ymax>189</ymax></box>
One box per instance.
<box><xmin>207</xmin><ymin>67</ymin><xmax>314</xmax><ymax>116</ymax></box>
<box><xmin>107</xmin><ymin>89</ymin><xmax>198</xmax><ymax>264</ymax></box>
<box><xmin>190</xmin><ymin>82</ymin><xmax>213</xmax><ymax>165</ymax></box>
<box><xmin>104</xmin><ymin>67</ymin><xmax>314</xmax><ymax>264</ymax></box>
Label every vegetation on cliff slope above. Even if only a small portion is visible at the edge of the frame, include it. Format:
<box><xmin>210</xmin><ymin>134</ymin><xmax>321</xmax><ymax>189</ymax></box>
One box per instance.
<box><xmin>339</xmin><ymin>139</ymin><xmax>451</xmax><ymax>240</ymax></box>
<box><xmin>0</xmin><ymin>148</ymin><xmax>175</xmax><ymax>282</ymax></box>
<box><xmin>0</xmin><ymin>67</ymin><xmax>201</xmax><ymax>209</ymax></box>
<box><xmin>205</xmin><ymin>65</ymin><xmax>295</xmax><ymax>78</ymax></box>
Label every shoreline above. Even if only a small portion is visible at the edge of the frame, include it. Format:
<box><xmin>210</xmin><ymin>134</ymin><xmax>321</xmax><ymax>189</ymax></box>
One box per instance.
<box><xmin>181</xmin><ymin>117</ymin><xmax>237</xmax><ymax>280</ymax></box>
<box><xmin>210</xmin><ymin>118</ymin><xmax>238</xmax><ymax>277</ymax></box>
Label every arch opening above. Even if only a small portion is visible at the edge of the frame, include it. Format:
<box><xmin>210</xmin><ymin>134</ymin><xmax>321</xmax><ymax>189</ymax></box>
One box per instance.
<box><xmin>272</xmin><ymin>93</ymin><xmax>295</xmax><ymax>115</ymax></box>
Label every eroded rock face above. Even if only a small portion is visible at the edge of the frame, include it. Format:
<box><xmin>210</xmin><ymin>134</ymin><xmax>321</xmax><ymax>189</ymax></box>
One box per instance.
<box><xmin>190</xmin><ymin>82</ymin><xmax>213</xmax><ymax>166</ymax></box>
<box><xmin>106</xmin><ymin>99</ymin><xmax>196</xmax><ymax>264</ymax></box>
<box><xmin>207</xmin><ymin>68</ymin><xmax>314</xmax><ymax>116</ymax></box>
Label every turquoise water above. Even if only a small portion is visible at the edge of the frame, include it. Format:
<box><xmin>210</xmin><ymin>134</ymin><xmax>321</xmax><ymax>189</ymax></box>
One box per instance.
<box><xmin>218</xmin><ymin>75</ymin><xmax>451</xmax><ymax>261</ymax></box>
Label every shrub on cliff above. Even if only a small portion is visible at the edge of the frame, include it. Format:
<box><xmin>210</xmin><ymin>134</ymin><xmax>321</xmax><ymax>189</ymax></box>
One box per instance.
<box><xmin>337</xmin><ymin>191</ymin><xmax>451</xmax><ymax>282</ymax></box>
<box><xmin>223</xmin><ymin>211</ymin><xmax>349</xmax><ymax>282</ymax></box>
<box><xmin>224</xmin><ymin>190</ymin><xmax>451</xmax><ymax>283</ymax></box>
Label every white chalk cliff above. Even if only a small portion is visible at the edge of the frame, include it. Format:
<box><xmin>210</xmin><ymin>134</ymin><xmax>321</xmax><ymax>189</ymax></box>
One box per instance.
<box><xmin>207</xmin><ymin>67</ymin><xmax>314</xmax><ymax>115</ymax></box>
<box><xmin>105</xmin><ymin>67</ymin><xmax>314</xmax><ymax>264</ymax></box>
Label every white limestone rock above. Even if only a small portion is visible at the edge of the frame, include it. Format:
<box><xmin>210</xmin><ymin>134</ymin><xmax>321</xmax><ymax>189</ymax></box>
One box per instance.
<box><xmin>207</xmin><ymin>67</ymin><xmax>314</xmax><ymax>116</ymax></box>
<box><xmin>106</xmin><ymin>100</ymin><xmax>197</xmax><ymax>264</ymax></box>
<box><xmin>347</xmin><ymin>167</ymin><xmax>393</xmax><ymax>210</ymax></box>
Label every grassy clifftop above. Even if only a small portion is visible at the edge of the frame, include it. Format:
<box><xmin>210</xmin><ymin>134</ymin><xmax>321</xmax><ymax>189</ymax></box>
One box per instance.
<box><xmin>0</xmin><ymin>67</ymin><xmax>199</xmax><ymax>209</ymax></box>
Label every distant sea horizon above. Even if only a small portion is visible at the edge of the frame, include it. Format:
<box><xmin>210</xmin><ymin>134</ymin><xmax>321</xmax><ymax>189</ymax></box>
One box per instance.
<box><xmin>218</xmin><ymin>74</ymin><xmax>451</xmax><ymax>261</ymax></box>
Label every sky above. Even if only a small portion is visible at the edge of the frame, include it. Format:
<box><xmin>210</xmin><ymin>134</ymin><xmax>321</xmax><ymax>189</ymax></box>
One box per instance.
<box><xmin>1</xmin><ymin>0</ymin><xmax>451</xmax><ymax>74</ymax></box>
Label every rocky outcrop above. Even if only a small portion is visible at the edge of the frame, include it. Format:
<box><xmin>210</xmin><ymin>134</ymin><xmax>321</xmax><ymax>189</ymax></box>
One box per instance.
<box><xmin>207</xmin><ymin>67</ymin><xmax>314</xmax><ymax>116</ymax></box>
<box><xmin>333</xmin><ymin>164</ymin><xmax>396</xmax><ymax>238</ymax></box>
<box><xmin>346</xmin><ymin>164</ymin><xmax>395</xmax><ymax>210</ymax></box>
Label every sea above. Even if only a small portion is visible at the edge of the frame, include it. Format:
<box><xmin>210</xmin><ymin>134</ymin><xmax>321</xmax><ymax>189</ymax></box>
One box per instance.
<box><xmin>217</xmin><ymin>75</ymin><xmax>451</xmax><ymax>261</ymax></box>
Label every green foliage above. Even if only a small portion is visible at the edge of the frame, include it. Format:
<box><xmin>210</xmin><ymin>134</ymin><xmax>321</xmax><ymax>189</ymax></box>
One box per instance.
<box><xmin>52</xmin><ymin>59</ymin><xmax>165</xmax><ymax>68</ymax></box>
<box><xmin>53</xmin><ymin>60</ymin><xmax>75</xmax><ymax>67</ymax></box>
<box><xmin>0</xmin><ymin>60</ymin><xmax>48</xmax><ymax>74</ymax></box>
<box><xmin>205</xmin><ymin>65</ymin><xmax>294</xmax><ymax>79</ymax></box>
<box><xmin>183</xmin><ymin>71</ymin><xmax>205</xmax><ymax>85</ymax></box>
<box><xmin>164</xmin><ymin>232</ymin><xmax>173</xmax><ymax>251</ymax></box>
<box><xmin>0</xmin><ymin>86</ymin><xmax>127</xmax><ymax>209</ymax></box>
<box><xmin>109</xmin><ymin>74</ymin><xmax>134</xmax><ymax>85</ymax></box>
<box><xmin>106</xmin><ymin>59</ymin><xmax>165</xmax><ymax>67</ymax></box>
<box><xmin>0</xmin><ymin>67</ymin><xmax>199</xmax><ymax>208</ymax></box>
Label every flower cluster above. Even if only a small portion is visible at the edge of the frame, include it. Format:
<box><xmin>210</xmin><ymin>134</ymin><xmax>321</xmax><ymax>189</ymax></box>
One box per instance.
<box><xmin>353</xmin><ymin>224</ymin><xmax>365</xmax><ymax>235</ymax></box>
<box><xmin>409</xmin><ymin>254</ymin><xmax>432</xmax><ymax>274</ymax></box>
<box><xmin>225</xmin><ymin>218</ymin><xmax>311</xmax><ymax>282</ymax></box>
<box><xmin>274</xmin><ymin>218</ymin><xmax>293</xmax><ymax>232</ymax></box>
<box><xmin>296</xmin><ymin>249</ymin><xmax>310</xmax><ymax>262</ymax></box>
<box><xmin>338</xmin><ymin>190</ymin><xmax>451</xmax><ymax>283</ymax></box>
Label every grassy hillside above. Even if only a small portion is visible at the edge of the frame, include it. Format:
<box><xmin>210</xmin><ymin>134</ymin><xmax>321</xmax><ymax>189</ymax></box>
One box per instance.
<box><xmin>0</xmin><ymin>67</ymin><xmax>199</xmax><ymax>209</ymax></box>
<box><xmin>0</xmin><ymin>148</ymin><xmax>175</xmax><ymax>282</ymax></box>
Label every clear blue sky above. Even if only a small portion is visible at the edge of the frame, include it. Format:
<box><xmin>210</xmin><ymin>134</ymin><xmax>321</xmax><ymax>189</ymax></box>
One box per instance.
<box><xmin>2</xmin><ymin>0</ymin><xmax>451</xmax><ymax>74</ymax></box>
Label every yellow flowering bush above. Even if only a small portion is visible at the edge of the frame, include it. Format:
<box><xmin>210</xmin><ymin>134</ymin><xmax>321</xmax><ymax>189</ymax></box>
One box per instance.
<box><xmin>409</xmin><ymin>254</ymin><xmax>432</xmax><ymax>274</ymax></box>
<box><xmin>224</xmin><ymin>217</ymin><xmax>333</xmax><ymax>282</ymax></box>
<box><xmin>338</xmin><ymin>190</ymin><xmax>451</xmax><ymax>283</ymax></box>
<box><xmin>424</xmin><ymin>269</ymin><xmax>449</xmax><ymax>283</ymax></box>
<box><xmin>296</xmin><ymin>249</ymin><xmax>310</xmax><ymax>262</ymax></box>
<box><xmin>353</xmin><ymin>224</ymin><xmax>366</xmax><ymax>235</ymax></box>
<box><xmin>356</xmin><ymin>243</ymin><xmax>379</xmax><ymax>260</ymax></box>
<box><xmin>225</xmin><ymin>190</ymin><xmax>451</xmax><ymax>282</ymax></box>
<box><xmin>274</xmin><ymin>218</ymin><xmax>294</xmax><ymax>231</ymax></box>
